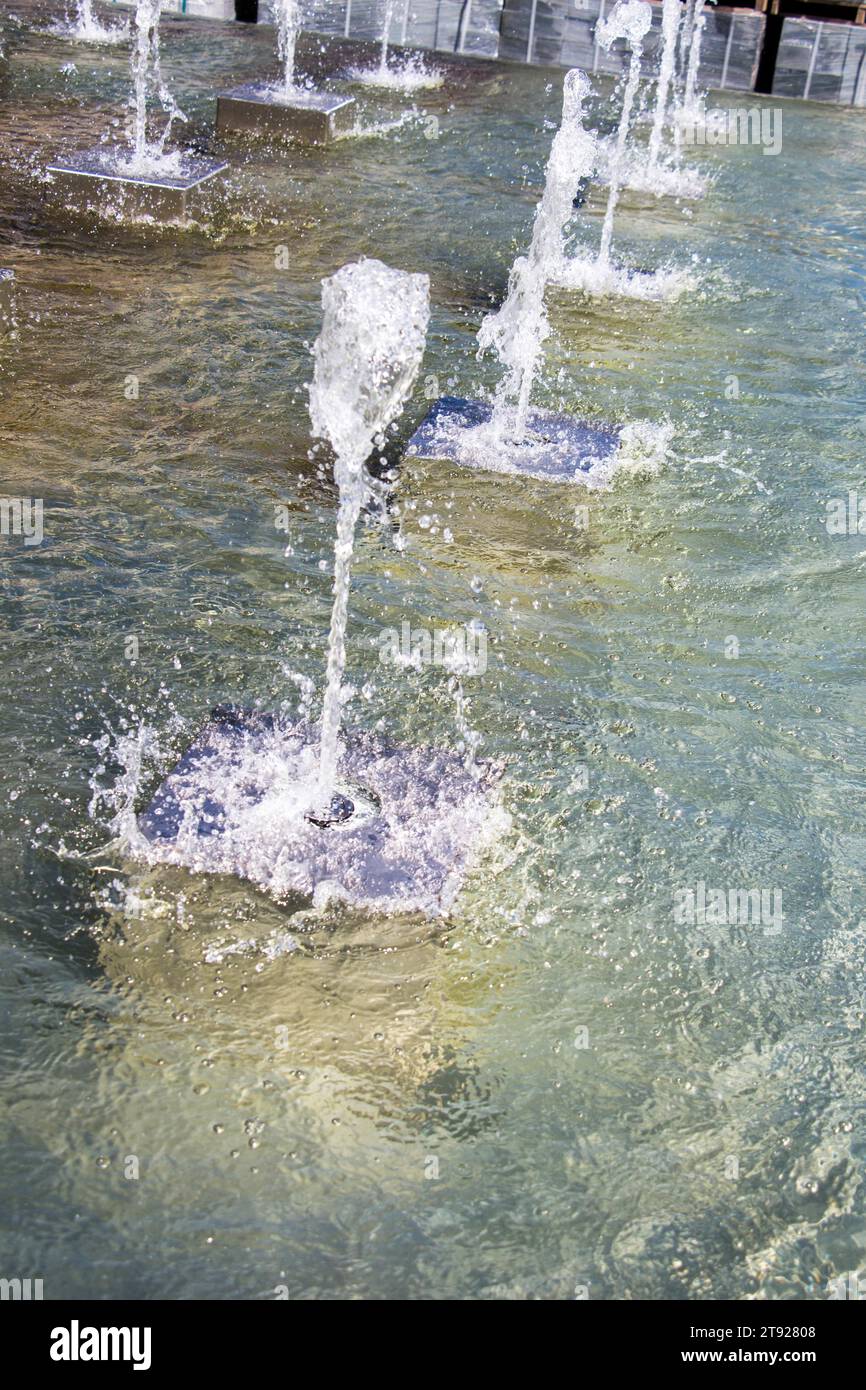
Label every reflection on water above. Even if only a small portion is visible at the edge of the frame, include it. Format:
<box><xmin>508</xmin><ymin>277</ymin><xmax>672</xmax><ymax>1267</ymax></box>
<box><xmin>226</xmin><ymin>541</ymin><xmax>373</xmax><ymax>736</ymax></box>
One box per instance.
<box><xmin>2</xmin><ymin>1</ymin><xmax>866</xmax><ymax>1300</ymax></box>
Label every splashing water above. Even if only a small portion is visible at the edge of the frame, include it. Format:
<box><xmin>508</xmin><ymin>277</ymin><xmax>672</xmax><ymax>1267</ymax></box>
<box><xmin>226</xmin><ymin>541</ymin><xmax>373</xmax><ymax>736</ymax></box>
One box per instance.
<box><xmin>348</xmin><ymin>0</ymin><xmax>442</xmax><ymax>91</ymax></box>
<box><xmin>309</xmin><ymin>258</ymin><xmax>430</xmax><ymax>812</ymax></box>
<box><xmin>118</xmin><ymin>0</ymin><xmax>187</xmax><ymax>177</ymax></box>
<box><xmin>596</xmin><ymin>1</ymin><xmax>653</xmax><ymax>267</ymax></box>
<box><xmin>89</xmin><ymin>714</ymin><xmax>186</xmax><ymax>856</ymax></box>
<box><xmin>54</xmin><ymin>0</ymin><xmax>127</xmax><ymax>44</ymax></box>
<box><xmin>475</xmin><ymin>70</ymin><xmax>598</xmax><ymax>447</ymax></box>
<box><xmin>348</xmin><ymin>52</ymin><xmax>442</xmax><ymax>93</ymax></box>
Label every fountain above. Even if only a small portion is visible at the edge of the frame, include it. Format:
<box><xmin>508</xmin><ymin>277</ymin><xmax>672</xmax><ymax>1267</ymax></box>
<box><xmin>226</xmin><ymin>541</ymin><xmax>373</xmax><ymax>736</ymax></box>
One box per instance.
<box><xmin>407</xmin><ymin>70</ymin><xmax>621</xmax><ymax>483</ymax></box>
<box><xmin>605</xmin><ymin>0</ymin><xmax>708</xmax><ymax>200</ymax></box>
<box><xmin>47</xmin><ymin>0</ymin><xmax>226</xmax><ymax>220</ymax></box>
<box><xmin>63</xmin><ymin>0</ymin><xmax>127</xmax><ymax>45</ymax></box>
<box><xmin>137</xmin><ymin>259</ymin><xmax>504</xmax><ymax>916</ymax></box>
<box><xmin>347</xmin><ymin>0</ymin><xmax>442</xmax><ymax>91</ymax></box>
<box><xmin>217</xmin><ymin>0</ymin><xmax>356</xmax><ymax>145</ymax></box>
<box><xmin>556</xmin><ymin>3</ymin><xmax>695</xmax><ymax>301</ymax></box>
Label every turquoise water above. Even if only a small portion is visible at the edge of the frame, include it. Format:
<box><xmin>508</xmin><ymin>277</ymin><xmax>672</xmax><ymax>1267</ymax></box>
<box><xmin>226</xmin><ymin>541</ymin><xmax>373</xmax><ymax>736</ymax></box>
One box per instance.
<box><xmin>1</xmin><ymin>5</ymin><xmax>866</xmax><ymax>1299</ymax></box>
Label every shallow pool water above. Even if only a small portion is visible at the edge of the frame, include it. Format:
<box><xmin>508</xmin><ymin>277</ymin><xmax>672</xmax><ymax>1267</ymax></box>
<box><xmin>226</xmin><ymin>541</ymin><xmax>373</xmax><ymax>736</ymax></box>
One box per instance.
<box><xmin>2</xmin><ymin>3</ymin><xmax>866</xmax><ymax>1300</ymax></box>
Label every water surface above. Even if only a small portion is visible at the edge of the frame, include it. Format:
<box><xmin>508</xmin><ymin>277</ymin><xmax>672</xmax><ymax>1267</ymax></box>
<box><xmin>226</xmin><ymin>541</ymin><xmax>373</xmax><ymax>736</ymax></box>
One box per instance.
<box><xmin>1</xmin><ymin>4</ymin><xmax>866</xmax><ymax>1300</ymax></box>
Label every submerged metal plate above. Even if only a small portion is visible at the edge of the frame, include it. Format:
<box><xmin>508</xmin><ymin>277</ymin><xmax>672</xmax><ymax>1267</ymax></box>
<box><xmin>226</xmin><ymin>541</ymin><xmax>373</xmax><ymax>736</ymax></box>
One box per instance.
<box><xmin>406</xmin><ymin>395</ymin><xmax>622</xmax><ymax>483</ymax></box>
<box><xmin>0</xmin><ymin>269</ymin><xmax>14</xmax><ymax>325</ymax></box>
<box><xmin>46</xmin><ymin>149</ymin><xmax>227</xmax><ymax>220</ymax></box>
<box><xmin>138</xmin><ymin>707</ymin><xmax>504</xmax><ymax>917</ymax></box>
<box><xmin>216</xmin><ymin>84</ymin><xmax>356</xmax><ymax>144</ymax></box>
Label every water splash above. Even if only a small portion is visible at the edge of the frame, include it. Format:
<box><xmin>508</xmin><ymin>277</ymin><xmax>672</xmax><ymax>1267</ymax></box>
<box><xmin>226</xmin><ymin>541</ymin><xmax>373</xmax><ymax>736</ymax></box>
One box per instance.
<box><xmin>51</xmin><ymin>0</ymin><xmax>128</xmax><ymax>45</ymax></box>
<box><xmin>117</xmin><ymin>0</ymin><xmax>187</xmax><ymax>178</ymax></box>
<box><xmin>348</xmin><ymin>0</ymin><xmax>442</xmax><ymax>90</ymax></box>
<box><xmin>474</xmin><ymin>69</ymin><xmax>598</xmax><ymax>447</ymax></box>
<box><xmin>309</xmin><ymin>258</ymin><xmax>430</xmax><ymax>811</ymax></box>
<box><xmin>559</xmin><ymin>255</ymin><xmax>696</xmax><ymax>301</ymax></box>
<box><xmin>348</xmin><ymin>52</ymin><xmax>443</xmax><ymax>92</ymax></box>
<box><xmin>89</xmin><ymin>713</ymin><xmax>186</xmax><ymax>856</ymax></box>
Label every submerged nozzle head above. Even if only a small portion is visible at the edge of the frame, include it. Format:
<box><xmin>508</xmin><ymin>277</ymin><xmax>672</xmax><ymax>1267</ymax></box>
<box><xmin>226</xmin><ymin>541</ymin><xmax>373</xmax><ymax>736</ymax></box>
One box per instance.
<box><xmin>306</xmin><ymin>791</ymin><xmax>355</xmax><ymax>830</ymax></box>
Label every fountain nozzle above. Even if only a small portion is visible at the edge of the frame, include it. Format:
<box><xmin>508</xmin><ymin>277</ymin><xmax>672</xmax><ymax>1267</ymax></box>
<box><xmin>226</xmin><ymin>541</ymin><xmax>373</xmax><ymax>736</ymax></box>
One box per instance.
<box><xmin>306</xmin><ymin>791</ymin><xmax>355</xmax><ymax>830</ymax></box>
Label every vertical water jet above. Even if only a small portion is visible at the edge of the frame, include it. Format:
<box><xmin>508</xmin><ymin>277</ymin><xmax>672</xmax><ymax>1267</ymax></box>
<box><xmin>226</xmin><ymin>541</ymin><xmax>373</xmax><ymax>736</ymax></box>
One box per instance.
<box><xmin>308</xmin><ymin>259</ymin><xmax>430</xmax><ymax>812</ymax></box>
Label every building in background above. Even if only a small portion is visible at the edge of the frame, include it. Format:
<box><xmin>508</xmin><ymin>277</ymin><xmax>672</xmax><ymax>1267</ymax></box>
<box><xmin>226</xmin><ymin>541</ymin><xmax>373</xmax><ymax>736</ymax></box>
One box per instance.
<box><xmin>121</xmin><ymin>0</ymin><xmax>866</xmax><ymax>106</ymax></box>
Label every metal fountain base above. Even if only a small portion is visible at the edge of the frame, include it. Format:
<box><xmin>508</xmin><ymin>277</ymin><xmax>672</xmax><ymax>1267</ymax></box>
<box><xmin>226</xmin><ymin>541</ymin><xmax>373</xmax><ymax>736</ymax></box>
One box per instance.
<box><xmin>138</xmin><ymin>706</ymin><xmax>504</xmax><ymax>917</ymax></box>
<box><xmin>46</xmin><ymin>149</ymin><xmax>228</xmax><ymax>221</ymax></box>
<box><xmin>0</xmin><ymin>269</ymin><xmax>14</xmax><ymax>326</ymax></box>
<box><xmin>405</xmin><ymin>396</ymin><xmax>622</xmax><ymax>483</ymax></box>
<box><xmin>216</xmin><ymin>84</ymin><xmax>356</xmax><ymax>145</ymax></box>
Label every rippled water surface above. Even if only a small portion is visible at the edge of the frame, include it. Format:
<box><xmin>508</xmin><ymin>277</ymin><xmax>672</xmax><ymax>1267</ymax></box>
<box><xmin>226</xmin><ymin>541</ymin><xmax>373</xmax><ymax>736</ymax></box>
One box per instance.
<box><xmin>2</xmin><ymin>3</ymin><xmax>866</xmax><ymax>1300</ymax></box>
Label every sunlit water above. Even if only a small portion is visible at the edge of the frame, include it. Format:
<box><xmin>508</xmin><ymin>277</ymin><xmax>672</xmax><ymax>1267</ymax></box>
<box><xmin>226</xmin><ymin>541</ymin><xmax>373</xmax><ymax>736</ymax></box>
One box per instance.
<box><xmin>2</xmin><ymin>3</ymin><xmax>866</xmax><ymax>1300</ymax></box>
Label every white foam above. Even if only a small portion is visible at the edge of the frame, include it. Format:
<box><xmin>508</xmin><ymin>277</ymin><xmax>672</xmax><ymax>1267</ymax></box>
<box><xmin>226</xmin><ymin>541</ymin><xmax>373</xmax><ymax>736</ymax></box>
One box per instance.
<box><xmin>555</xmin><ymin>252</ymin><xmax>696</xmax><ymax>302</ymax></box>
<box><xmin>51</xmin><ymin>1</ymin><xmax>128</xmax><ymax>45</ymax></box>
<box><xmin>347</xmin><ymin>54</ymin><xmax>443</xmax><ymax>92</ymax></box>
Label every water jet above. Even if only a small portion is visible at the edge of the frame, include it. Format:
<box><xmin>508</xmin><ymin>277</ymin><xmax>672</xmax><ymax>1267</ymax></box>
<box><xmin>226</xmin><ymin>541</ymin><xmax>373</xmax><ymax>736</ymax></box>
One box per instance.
<box><xmin>607</xmin><ymin>0</ymin><xmax>707</xmax><ymax>200</ymax></box>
